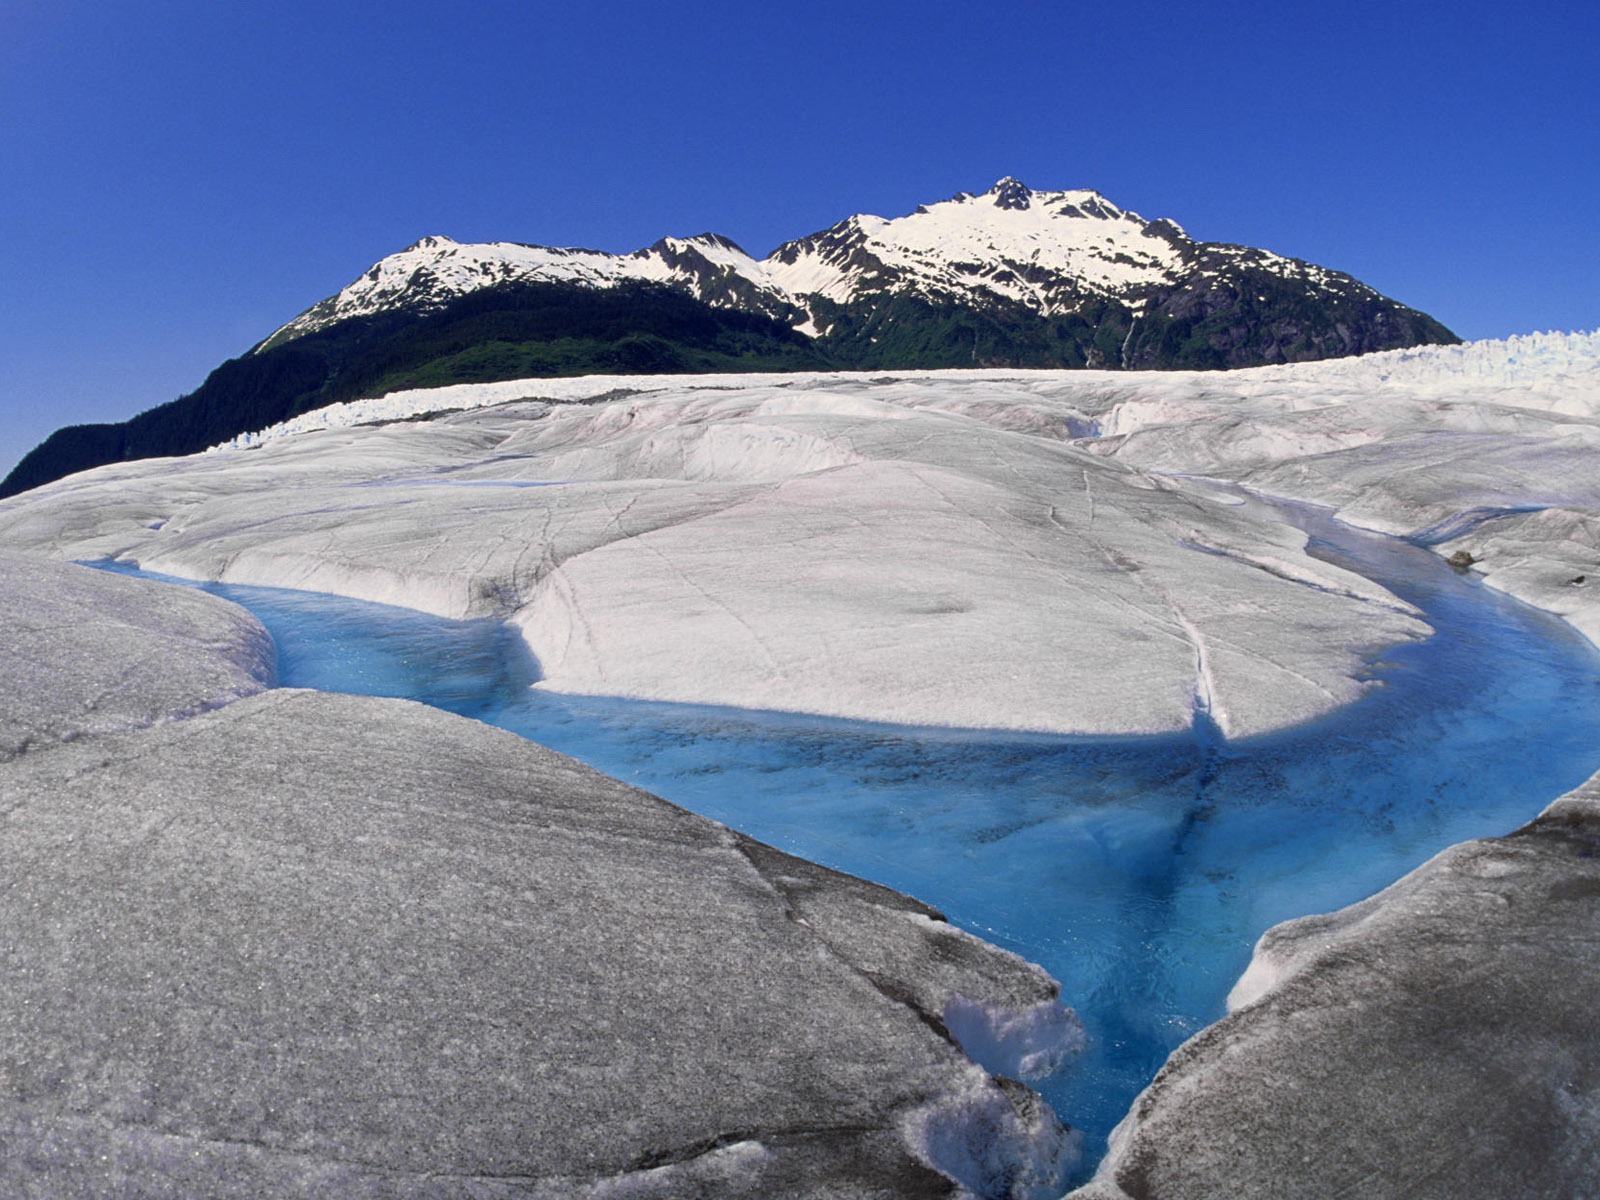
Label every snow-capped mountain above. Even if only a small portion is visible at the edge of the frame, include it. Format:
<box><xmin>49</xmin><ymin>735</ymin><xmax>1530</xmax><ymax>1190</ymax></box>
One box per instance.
<box><xmin>259</xmin><ymin>177</ymin><xmax>1454</xmax><ymax>368</ymax></box>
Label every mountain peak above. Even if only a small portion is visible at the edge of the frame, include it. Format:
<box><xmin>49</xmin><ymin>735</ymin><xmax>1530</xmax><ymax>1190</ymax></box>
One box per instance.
<box><xmin>990</xmin><ymin>177</ymin><xmax>1033</xmax><ymax>211</ymax></box>
<box><xmin>674</xmin><ymin>232</ymin><xmax>752</xmax><ymax>255</ymax></box>
<box><xmin>402</xmin><ymin>235</ymin><xmax>459</xmax><ymax>253</ymax></box>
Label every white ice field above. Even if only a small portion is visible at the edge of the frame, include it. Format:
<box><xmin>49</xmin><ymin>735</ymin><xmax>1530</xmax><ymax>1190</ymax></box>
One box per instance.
<box><xmin>5</xmin><ymin>329</ymin><xmax>1596</xmax><ymax>744</ymax></box>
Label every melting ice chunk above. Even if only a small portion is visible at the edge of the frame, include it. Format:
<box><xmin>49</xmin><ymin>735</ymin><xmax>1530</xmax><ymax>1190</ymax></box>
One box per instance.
<box><xmin>944</xmin><ymin>995</ymin><xmax>1087</xmax><ymax>1082</ymax></box>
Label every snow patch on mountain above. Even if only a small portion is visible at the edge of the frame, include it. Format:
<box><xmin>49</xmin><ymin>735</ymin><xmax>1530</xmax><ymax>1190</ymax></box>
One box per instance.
<box><xmin>764</xmin><ymin>179</ymin><xmax>1189</xmax><ymax>313</ymax></box>
<box><xmin>257</xmin><ymin>233</ymin><xmax>772</xmax><ymax>350</ymax></box>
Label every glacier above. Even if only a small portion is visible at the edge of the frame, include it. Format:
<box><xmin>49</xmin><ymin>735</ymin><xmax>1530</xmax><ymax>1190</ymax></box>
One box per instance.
<box><xmin>5</xmin><ymin>327</ymin><xmax>1600</xmax><ymax>1196</ymax></box>
<box><xmin>1072</xmin><ymin>772</ymin><xmax>1600</xmax><ymax>1200</ymax></box>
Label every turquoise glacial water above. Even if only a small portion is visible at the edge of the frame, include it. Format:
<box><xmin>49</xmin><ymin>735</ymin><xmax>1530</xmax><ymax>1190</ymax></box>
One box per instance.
<box><xmin>95</xmin><ymin>504</ymin><xmax>1600</xmax><ymax>1181</ymax></box>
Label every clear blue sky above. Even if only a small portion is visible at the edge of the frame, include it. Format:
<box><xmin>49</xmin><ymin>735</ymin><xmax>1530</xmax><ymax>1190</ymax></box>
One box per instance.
<box><xmin>3</xmin><ymin>0</ymin><xmax>1596</xmax><ymax>476</ymax></box>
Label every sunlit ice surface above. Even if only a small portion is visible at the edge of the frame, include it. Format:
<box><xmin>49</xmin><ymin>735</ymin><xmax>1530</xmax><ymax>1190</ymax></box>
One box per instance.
<box><xmin>93</xmin><ymin>504</ymin><xmax>1600</xmax><ymax>1180</ymax></box>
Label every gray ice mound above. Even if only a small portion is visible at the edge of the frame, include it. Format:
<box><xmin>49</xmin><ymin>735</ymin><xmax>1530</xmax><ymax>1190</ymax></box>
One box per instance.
<box><xmin>0</xmin><ymin>554</ymin><xmax>272</xmax><ymax>758</ymax></box>
<box><xmin>0</xmin><ymin>564</ymin><xmax>1079</xmax><ymax>1198</ymax></box>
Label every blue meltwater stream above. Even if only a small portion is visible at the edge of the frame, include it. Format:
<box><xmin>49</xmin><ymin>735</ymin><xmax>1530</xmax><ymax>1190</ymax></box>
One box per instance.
<box><xmin>99</xmin><ymin>498</ymin><xmax>1600</xmax><ymax>1183</ymax></box>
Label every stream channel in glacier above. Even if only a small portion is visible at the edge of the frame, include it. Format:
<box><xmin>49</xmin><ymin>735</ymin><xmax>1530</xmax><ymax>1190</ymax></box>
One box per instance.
<box><xmin>98</xmin><ymin>497</ymin><xmax>1600</xmax><ymax>1180</ymax></box>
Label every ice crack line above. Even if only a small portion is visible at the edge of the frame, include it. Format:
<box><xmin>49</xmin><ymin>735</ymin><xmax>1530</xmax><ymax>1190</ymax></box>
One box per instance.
<box><xmin>1168</xmin><ymin>602</ymin><xmax>1216</xmax><ymax>730</ymax></box>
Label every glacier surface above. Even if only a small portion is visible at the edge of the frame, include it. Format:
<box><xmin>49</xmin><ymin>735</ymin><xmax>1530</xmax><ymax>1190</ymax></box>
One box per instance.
<box><xmin>0</xmin><ymin>373</ymin><xmax>1438</xmax><ymax>740</ymax></box>
<box><xmin>6</xmin><ymin>327</ymin><xmax>1600</xmax><ymax>1194</ymax></box>
<box><xmin>101</xmin><ymin>497</ymin><xmax>1600</xmax><ymax>1177</ymax></box>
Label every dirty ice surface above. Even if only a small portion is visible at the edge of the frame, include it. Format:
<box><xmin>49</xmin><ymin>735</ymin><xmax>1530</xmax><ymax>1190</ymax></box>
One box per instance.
<box><xmin>98</xmin><ymin>495</ymin><xmax>1600</xmax><ymax>1172</ymax></box>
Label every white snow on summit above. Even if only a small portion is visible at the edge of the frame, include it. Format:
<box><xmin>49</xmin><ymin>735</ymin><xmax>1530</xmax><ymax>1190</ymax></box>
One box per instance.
<box><xmin>764</xmin><ymin>179</ymin><xmax>1189</xmax><ymax>312</ymax></box>
<box><xmin>257</xmin><ymin>233</ymin><xmax>771</xmax><ymax>350</ymax></box>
